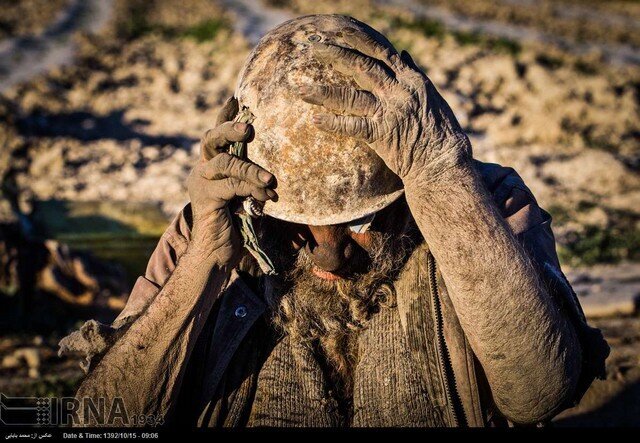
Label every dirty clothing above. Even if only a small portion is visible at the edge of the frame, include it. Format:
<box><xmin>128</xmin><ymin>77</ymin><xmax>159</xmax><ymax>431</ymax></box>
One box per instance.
<box><xmin>64</xmin><ymin>160</ymin><xmax>609</xmax><ymax>427</ymax></box>
<box><xmin>198</xmin><ymin>300</ymin><xmax>449</xmax><ymax>427</ymax></box>
<box><xmin>245</xmin><ymin>301</ymin><xmax>450</xmax><ymax>427</ymax></box>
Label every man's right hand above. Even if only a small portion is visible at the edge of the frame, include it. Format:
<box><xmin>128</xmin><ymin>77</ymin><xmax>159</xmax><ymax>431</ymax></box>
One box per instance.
<box><xmin>186</xmin><ymin>96</ymin><xmax>277</xmax><ymax>269</ymax></box>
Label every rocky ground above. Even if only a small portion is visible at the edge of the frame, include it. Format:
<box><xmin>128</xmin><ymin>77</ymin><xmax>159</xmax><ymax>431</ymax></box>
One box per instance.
<box><xmin>0</xmin><ymin>0</ymin><xmax>71</xmax><ymax>40</ymax></box>
<box><xmin>1</xmin><ymin>0</ymin><xmax>243</xmax><ymax>219</ymax></box>
<box><xmin>409</xmin><ymin>0</ymin><xmax>640</xmax><ymax>54</ymax></box>
<box><xmin>0</xmin><ymin>0</ymin><xmax>638</xmax><ymax>427</ymax></box>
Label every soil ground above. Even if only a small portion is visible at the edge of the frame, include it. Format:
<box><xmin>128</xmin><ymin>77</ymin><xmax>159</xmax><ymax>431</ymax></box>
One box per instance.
<box><xmin>0</xmin><ymin>0</ymin><xmax>638</xmax><ymax>427</ymax></box>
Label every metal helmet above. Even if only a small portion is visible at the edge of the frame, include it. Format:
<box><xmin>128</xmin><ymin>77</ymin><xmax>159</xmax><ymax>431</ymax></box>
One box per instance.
<box><xmin>235</xmin><ymin>14</ymin><xmax>404</xmax><ymax>226</ymax></box>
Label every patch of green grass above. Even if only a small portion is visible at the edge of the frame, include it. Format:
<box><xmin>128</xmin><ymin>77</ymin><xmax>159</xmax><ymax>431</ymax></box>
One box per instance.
<box><xmin>452</xmin><ymin>31</ymin><xmax>482</xmax><ymax>46</ymax></box>
<box><xmin>550</xmin><ymin>203</ymin><xmax>640</xmax><ymax>266</ymax></box>
<box><xmin>485</xmin><ymin>36</ymin><xmax>522</xmax><ymax>55</ymax></box>
<box><xmin>391</xmin><ymin>17</ymin><xmax>445</xmax><ymax>39</ymax></box>
<box><xmin>558</xmin><ymin>211</ymin><xmax>640</xmax><ymax>266</ymax></box>
<box><xmin>180</xmin><ymin>19</ymin><xmax>228</xmax><ymax>42</ymax></box>
<box><xmin>391</xmin><ymin>17</ymin><xmax>520</xmax><ymax>55</ymax></box>
<box><xmin>558</xmin><ymin>225</ymin><xmax>640</xmax><ymax>266</ymax></box>
<box><xmin>115</xmin><ymin>0</ymin><xmax>228</xmax><ymax>43</ymax></box>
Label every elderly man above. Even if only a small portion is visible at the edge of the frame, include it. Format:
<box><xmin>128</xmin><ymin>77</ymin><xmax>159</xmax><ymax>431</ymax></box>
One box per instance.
<box><xmin>61</xmin><ymin>15</ymin><xmax>608</xmax><ymax>427</ymax></box>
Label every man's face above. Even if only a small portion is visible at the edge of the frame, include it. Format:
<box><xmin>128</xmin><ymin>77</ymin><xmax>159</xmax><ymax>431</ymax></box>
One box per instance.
<box><xmin>256</xmin><ymin>198</ymin><xmax>415</xmax><ymax>287</ymax></box>
<box><xmin>279</xmin><ymin>221</ymin><xmax>375</xmax><ymax>281</ymax></box>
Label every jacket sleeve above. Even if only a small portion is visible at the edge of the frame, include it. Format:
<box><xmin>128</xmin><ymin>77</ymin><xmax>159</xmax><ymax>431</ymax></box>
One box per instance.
<box><xmin>480</xmin><ymin>161</ymin><xmax>610</xmax><ymax>411</ymax></box>
<box><xmin>58</xmin><ymin>204</ymin><xmax>195</xmax><ymax>373</ymax></box>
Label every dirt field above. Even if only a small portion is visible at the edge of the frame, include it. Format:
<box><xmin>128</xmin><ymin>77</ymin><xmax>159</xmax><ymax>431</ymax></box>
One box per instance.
<box><xmin>0</xmin><ymin>0</ymin><xmax>638</xmax><ymax>427</ymax></box>
<box><xmin>0</xmin><ymin>0</ymin><xmax>71</xmax><ymax>40</ymax></box>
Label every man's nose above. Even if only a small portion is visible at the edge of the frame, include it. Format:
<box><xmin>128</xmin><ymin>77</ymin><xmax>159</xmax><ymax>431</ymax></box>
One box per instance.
<box><xmin>304</xmin><ymin>225</ymin><xmax>354</xmax><ymax>272</ymax></box>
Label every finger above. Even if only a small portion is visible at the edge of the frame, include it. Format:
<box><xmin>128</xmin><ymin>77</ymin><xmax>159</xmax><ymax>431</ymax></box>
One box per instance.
<box><xmin>210</xmin><ymin>178</ymin><xmax>278</xmax><ymax>202</ymax></box>
<box><xmin>312</xmin><ymin>113</ymin><xmax>377</xmax><ymax>141</ymax></box>
<box><xmin>201</xmin><ymin>121</ymin><xmax>253</xmax><ymax>160</ymax></box>
<box><xmin>232</xmin><ymin>181</ymin><xmax>278</xmax><ymax>202</ymax></box>
<box><xmin>311</xmin><ymin>43</ymin><xmax>399</xmax><ymax>94</ymax></box>
<box><xmin>400</xmin><ymin>50</ymin><xmax>422</xmax><ymax>74</ymax></box>
<box><xmin>215</xmin><ymin>96</ymin><xmax>239</xmax><ymax>127</ymax></box>
<box><xmin>299</xmin><ymin>85</ymin><xmax>379</xmax><ymax>117</ymax></box>
<box><xmin>201</xmin><ymin>152</ymin><xmax>274</xmax><ymax>187</ymax></box>
<box><xmin>342</xmin><ymin>27</ymin><xmax>403</xmax><ymax>72</ymax></box>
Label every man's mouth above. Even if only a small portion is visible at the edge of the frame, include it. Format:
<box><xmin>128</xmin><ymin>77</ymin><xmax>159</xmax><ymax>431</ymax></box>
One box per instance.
<box><xmin>311</xmin><ymin>266</ymin><xmax>343</xmax><ymax>281</ymax></box>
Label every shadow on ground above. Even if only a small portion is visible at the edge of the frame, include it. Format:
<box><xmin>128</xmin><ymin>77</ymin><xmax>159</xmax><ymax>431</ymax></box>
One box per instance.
<box><xmin>16</xmin><ymin>109</ymin><xmax>197</xmax><ymax>149</ymax></box>
<box><xmin>555</xmin><ymin>379</ymin><xmax>640</xmax><ymax>427</ymax></box>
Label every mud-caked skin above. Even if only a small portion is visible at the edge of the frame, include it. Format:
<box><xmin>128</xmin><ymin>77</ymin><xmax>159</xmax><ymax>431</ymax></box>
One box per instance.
<box><xmin>303</xmin><ymin>31</ymin><xmax>470</xmax><ymax>184</ymax></box>
<box><xmin>300</xmin><ymin>23</ymin><xmax>582</xmax><ymax>424</ymax></box>
<box><xmin>64</xmin><ymin>15</ymin><xmax>607</xmax><ymax>427</ymax></box>
<box><xmin>187</xmin><ymin>96</ymin><xmax>278</xmax><ymax>268</ymax></box>
<box><xmin>71</xmin><ymin>98</ymin><xmax>278</xmax><ymax>424</ymax></box>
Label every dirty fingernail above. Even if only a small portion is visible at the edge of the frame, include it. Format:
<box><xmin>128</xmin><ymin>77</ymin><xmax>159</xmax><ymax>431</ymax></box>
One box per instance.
<box><xmin>259</xmin><ymin>171</ymin><xmax>273</xmax><ymax>184</ymax></box>
<box><xmin>266</xmin><ymin>189</ymin><xmax>278</xmax><ymax>201</ymax></box>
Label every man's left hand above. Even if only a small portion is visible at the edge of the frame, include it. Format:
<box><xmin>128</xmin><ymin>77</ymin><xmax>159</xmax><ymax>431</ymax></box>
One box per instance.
<box><xmin>300</xmin><ymin>30</ymin><xmax>472</xmax><ymax>185</ymax></box>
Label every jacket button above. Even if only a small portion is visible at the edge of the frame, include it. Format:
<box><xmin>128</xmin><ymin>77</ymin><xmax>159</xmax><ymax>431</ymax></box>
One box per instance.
<box><xmin>234</xmin><ymin>305</ymin><xmax>248</xmax><ymax>318</ymax></box>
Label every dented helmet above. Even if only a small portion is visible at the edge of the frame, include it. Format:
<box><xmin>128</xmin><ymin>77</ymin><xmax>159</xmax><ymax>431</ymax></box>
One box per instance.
<box><xmin>235</xmin><ymin>14</ymin><xmax>404</xmax><ymax>226</ymax></box>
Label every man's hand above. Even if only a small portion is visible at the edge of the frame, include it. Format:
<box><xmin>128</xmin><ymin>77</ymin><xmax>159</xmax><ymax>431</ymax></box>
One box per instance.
<box><xmin>300</xmin><ymin>30</ymin><xmax>471</xmax><ymax>184</ymax></box>
<box><xmin>187</xmin><ymin>97</ymin><xmax>277</xmax><ymax>267</ymax></box>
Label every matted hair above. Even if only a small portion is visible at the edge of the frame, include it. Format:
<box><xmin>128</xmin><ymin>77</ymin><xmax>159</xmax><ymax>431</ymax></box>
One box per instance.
<box><xmin>261</xmin><ymin>198</ymin><xmax>420</xmax><ymax>401</ymax></box>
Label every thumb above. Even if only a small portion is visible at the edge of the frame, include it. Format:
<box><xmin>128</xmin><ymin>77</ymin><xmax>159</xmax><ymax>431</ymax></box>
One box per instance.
<box><xmin>215</xmin><ymin>96</ymin><xmax>239</xmax><ymax>127</ymax></box>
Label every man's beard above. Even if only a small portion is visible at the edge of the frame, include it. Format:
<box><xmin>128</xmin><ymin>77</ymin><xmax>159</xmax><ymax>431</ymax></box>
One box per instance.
<box><xmin>258</xmin><ymin>210</ymin><xmax>418</xmax><ymax>400</ymax></box>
